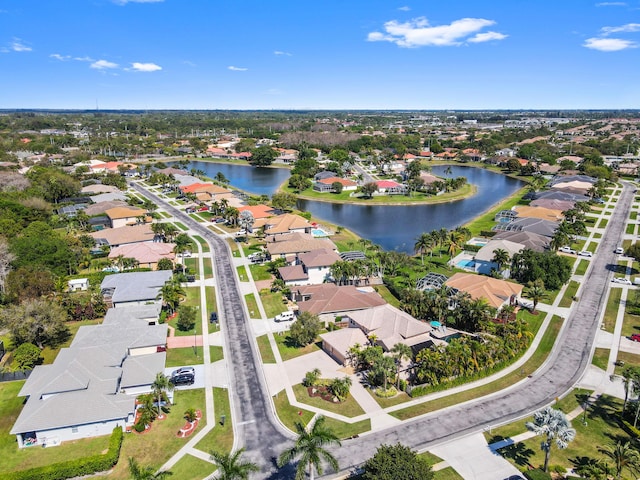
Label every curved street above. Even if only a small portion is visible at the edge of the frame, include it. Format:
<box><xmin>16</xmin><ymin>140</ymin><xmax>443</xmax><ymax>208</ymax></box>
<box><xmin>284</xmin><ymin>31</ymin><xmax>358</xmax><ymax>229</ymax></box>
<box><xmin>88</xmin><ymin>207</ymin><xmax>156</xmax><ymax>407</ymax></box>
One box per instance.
<box><xmin>132</xmin><ymin>181</ymin><xmax>633</xmax><ymax>478</ymax></box>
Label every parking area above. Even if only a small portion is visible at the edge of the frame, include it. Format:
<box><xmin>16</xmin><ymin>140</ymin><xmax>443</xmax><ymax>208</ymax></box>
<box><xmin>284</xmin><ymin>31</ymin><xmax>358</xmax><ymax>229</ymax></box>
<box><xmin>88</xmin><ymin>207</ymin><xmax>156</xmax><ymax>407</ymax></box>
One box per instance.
<box><xmin>164</xmin><ymin>364</ymin><xmax>206</xmax><ymax>391</ymax></box>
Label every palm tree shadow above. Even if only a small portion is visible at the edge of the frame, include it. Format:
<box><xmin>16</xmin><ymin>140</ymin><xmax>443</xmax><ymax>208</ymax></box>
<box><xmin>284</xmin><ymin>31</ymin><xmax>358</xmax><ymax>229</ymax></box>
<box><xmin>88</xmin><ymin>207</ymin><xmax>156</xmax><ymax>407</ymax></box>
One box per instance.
<box><xmin>498</xmin><ymin>442</ymin><xmax>536</xmax><ymax>468</ymax></box>
<box><xmin>262</xmin><ymin>458</ymin><xmax>297</xmax><ymax>480</ymax></box>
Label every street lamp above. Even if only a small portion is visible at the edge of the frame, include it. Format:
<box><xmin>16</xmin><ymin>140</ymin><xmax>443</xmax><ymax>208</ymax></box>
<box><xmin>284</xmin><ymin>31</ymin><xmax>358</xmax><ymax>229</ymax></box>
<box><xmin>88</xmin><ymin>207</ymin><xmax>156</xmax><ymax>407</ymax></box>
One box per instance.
<box><xmin>582</xmin><ymin>400</ymin><xmax>589</xmax><ymax>426</ymax></box>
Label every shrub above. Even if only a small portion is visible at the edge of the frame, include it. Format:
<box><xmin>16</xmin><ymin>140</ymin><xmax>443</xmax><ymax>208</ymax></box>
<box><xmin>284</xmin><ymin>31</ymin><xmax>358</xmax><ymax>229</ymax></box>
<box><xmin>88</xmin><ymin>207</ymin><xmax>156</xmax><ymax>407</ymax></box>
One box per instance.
<box><xmin>523</xmin><ymin>469</ymin><xmax>552</xmax><ymax>480</ymax></box>
<box><xmin>375</xmin><ymin>386</ymin><xmax>398</xmax><ymax>398</ymax></box>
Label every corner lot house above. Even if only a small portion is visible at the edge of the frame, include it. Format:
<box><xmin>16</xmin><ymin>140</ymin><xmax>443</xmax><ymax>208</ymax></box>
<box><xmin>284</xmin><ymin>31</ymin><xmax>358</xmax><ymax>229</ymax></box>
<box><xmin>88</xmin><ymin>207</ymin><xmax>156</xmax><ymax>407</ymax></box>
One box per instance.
<box><xmin>10</xmin><ymin>306</ymin><xmax>167</xmax><ymax>448</ymax></box>
<box><xmin>445</xmin><ymin>272</ymin><xmax>523</xmax><ymax>309</ymax></box>
<box><xmin>100</xmin><ymin>270</ymin><xmax>173</xmax><ymax>308</ymax></box>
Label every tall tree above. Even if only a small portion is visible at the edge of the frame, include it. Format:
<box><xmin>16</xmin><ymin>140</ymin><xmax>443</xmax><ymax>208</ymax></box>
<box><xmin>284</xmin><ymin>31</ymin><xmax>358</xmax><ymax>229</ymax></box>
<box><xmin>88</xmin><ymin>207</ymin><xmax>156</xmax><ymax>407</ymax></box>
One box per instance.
<box><xmin>151</xmin><ymin>372</ymin><xmax>173</xmax><ymax>417</ymax></box>
<box><xmin>249</xmin><ymin>145</ymin><xmax>277</xmax><ymax>166</ymax></box>
<box><xmin>491</xmin><ymin>248</ymin><xmax>510</xmax><ymax>272</ymax></box>
<box><xmin>0</xmin><ymin>298</ymin><xmax>70</xmax><ymax>349</ymax></box>
<box><xmin>526</xmin><ymin>406</ymin><xmax>576</xmax><ymax>473</ymax></box>
<box><xmin>598</xmin><ymin>441</ymin><xmax>640</xmax><ymax>480</ymax></box>
<box><xmin>362</xmin><ymin>443</ymin><xmax>434</xmax><ymax>480</ymax></box>
<box><xmin>391</xmin><ymin>343</ymin><xmax>412</xmax><ymax>389</ymax></box>
<box><xmin>277</xmin><ymin>415</ymin><xmax>341</xmax><ymax>480</ymax></box>
<box><xmin>210</xmin><ymin>448</ymin><xmax>259</xmax><ymax>480</ymax></box>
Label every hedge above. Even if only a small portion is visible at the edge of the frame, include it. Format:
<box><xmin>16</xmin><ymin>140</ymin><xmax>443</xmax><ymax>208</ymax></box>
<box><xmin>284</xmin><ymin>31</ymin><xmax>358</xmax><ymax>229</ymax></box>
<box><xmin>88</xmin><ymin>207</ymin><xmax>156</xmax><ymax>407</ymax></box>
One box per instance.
<box><xmin>619</xmin><ymin>418</ymin><xmax>640</xmax><ymax>438</ymax></box>
<box><xmin>0</xmin><ymin>427</ymin><xmax>123</xmax><ymax>480</ymax></box>
<box><xmin>523</xmin><ymin>468</ymin><xmax>552</xmax><ymax>480</ymax></box>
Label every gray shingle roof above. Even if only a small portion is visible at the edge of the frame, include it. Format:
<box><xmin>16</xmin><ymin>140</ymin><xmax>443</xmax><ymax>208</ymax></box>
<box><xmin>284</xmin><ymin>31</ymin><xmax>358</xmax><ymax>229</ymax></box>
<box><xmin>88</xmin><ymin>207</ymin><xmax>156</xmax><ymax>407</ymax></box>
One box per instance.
<box><xmin>100</xmin><ymin>270</ymin><xmax>173</xmax><ymax>304</ymax></box>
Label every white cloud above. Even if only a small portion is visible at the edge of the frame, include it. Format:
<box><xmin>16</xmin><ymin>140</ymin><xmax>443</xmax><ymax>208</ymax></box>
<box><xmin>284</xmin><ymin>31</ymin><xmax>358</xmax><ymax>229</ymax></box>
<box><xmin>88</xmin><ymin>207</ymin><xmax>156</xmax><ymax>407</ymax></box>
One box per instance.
<box><xmin>228</xmin><ymin>66</ymin><xmax>248</xmax><ymax>71</ymax></box>
<box><xmin>274</xmin><ymin>50</ymin><xmax>292</xmax><ymax>56</ymax></box>
<box><xmin>398</xmin><ymin>6</ymin><xmax>411</xmax><ymax>11</ymax></box>
<box><xmin>583</xmin><ymin>37</ymin><xmax>636</xmax><ymax>50</ymax></box>
<box><xmin>50</xmin><ymin>53</ymin><xmax>70</xmax><ymax>61</ymax></box>
<box><xmin>130</xmin><ymin>62</ymin><xmax>162</xmax><ymax>72</ymax></box>
<box><xmin>367</xmin><ymin>16</ymin><xmax>504</xmax><ymax>47</ymax></box>
<box><xmin>10</xmin><ymin>39</ymin><xmax>31</xmax><ymax>52</ymax></box>
<box><xmin>182</xmin><ymin>60</ymin><xmax>196</xmax><ymax>67</ymax></box>
<box><xmin>74</xmin><ymin>56</ymin><xmax>94</xmax><ymax>62</ymax></box>
<box><xmin>112</xmin><ymin>0</ymin><xmax>164</xmax><ymax>4</ymax></box>
<box><xmin>468</xmin><ymin>31</ymin><xmax>508</xmax><ymax>43</ymax></box>
<box><xmin>265</xmin><ymin>88</ymin><xmax>283</xmax><ymax>95</ymax></box>
<box><xmin>90</xmin><ymin>59</ymin><xmax>119</xmax><ymax>69</ymax></box>
<box><xmin>596</xmin><ymin>2</ymin><xmax>627</xmax><ymax>5</ymax></box>
<box><xmin>601</xmin><ymin>23</ymin><xmax>640</xmax><ymax>34</ymax></box>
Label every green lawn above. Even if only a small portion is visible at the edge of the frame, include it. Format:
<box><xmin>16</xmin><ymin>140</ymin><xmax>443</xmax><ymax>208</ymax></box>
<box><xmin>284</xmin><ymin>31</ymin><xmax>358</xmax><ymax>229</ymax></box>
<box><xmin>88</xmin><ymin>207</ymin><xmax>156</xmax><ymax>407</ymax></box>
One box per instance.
<box><xmin>184</xmin><ymin>257</ymin><xmax>198</xmax><ymax>276</ymax></box>
<box><xmin>167</xmin><ymin>454</ymin><xmax>216</xmax><ymax>480</ymax></box>
<box><xmin>272</xmin><ymin>390</ymin><xmax>314</xmax><ymax>433</ymax></box>
<box><xmin>496</xmin><ymin>395</ymin><xmax>631</xmax><ymax>473</ymax></box>
<box><xmin>203</xmin><ymin>257</ymin><xmax>213</xmax><ymax>277</ymax></box>
<box><xmin>168</xmin><ymin>288</ymin><xmax>203</xmax><ymax>336</ymax></box>
<box><xmin>244</xmin><ymin>293</ymin><xmax>260</xmax><ymax>318</ymax></box>
<box><xmin>373</xmin><ymin>284</ymin><xmax>401</xmax><ymax>307</ymax></box>
<box><xmin>273</xmin><ymin>332</ymin><xmax>321</xmax><ymax>361</ymax></box>
<box><xmin>206</xmin><ymin>286</ymin><xmax>218</xmax><ymax>333</ymax></box>
<box><xmin>559</xmin><ymin>280</ymin><xmax>579</xmax><ymax>308</ymax></box>
<box><xmin>603</xmin><ymin>287</ymin><xmax>623</xmax><ymax>332</ymax></box>
<box><xmin>322</xmin><ymin>417</ymin><xmax>371</xmax><ymax>439</ymax></box>
<box><xmin>292</xmin><ymin>383</ymin><xmax>365</xmax><ymax>417</ymax></box>
<box><xmin>166</xmin><ymin>346</ymin><xmax>203</xmax><ymax>367</ymax></box>
<box><xmin>391</xmin><ymin>315</ymin><xmax>564</xmax><ymax>420</ymax></box>
<box><xmin>236</xmin><ymin>265</ymin><xmax>248</xmax><ymax>282</ymax></box>
<box><xmin>256</xmin><ymin>334</ymin><xmax>277</xmax><ymax>363</ymax></box>
<box><xmin>192</xmin><ymin>235</ymin><xmax>210</xmax><ymax>253</ymax></box>
<box><xmin>597</xmin><ymin>217</ymin><xmax>609</xmax><ymax>228</ymax></box>
<box><xmin>195</xmin><ymin>388</ymin><xmax>234</xmax><ymax>454</ymax></box>
<box><xmin>107</xmin><ymin>389</ymin><xmax>207</xmax><ymax>479</ymax></box>
<box><xmin>575</xmin><ymin>260</ymin><xmax>589</xmax><ymax>276</ymax></box>
<box><xmin>592</xmin><ymin>348</ymin><xmax>610</xmax><ymax>371</ymax></box>
<box><xmin>248</xmin><ymin>263</ymin><xmax>273</xmax><ymax>281</ymax></box>
<box><xmin>627</xmin><ymin>223</ymin><xmax>636</xmax><ymax>235</ymax></box>
<box><xmin>175</xmin><ymin>222</ymin><xmax>189</xmax><ymax>231</ymax></box>
<box><xmin>259</xmin><ymin>289</ymin><xmax>288</xmax><ymax>318</ymax></box>
<box><xmin>209</xmin><ymin>346</ymin><xmax>224</xmax><ymax>363</ymax></box>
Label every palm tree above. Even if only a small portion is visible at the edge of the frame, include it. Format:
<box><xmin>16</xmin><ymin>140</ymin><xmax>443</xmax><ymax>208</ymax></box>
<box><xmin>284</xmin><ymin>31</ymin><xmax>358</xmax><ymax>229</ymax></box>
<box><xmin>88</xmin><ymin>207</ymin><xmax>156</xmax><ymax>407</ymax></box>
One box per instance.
<box><xmin>445</xmin><ymin>230</ymin><xmax>465</xmax><ymax>261</ymax></box>
<box><xmin>210</xmin><ymin>448</ymin><xmax>259</xmax><ymax>480</ymax></box>
<box><xmin>414</xmin><ymin>233</ymin><xmax>433</xmax><ymax>265</ymax></box>
<box><xmin>391</xmin><ymin>343</ymin><xmax>412</xmax><ymax>389</ymax></box>
<box><xmin>491</xmin><ymin>248</ymin><xmax>510</xmax><ymax>273</ymax></box>
<box><xmin>525</xmin><ymin>279</ymin><xmax>546</xmax><ymax>314</ymax></box>
<box><xmin>238</xmin><ymin>210</ymin><xmax>255</xmax><ymax>240</ymax></box>
<box><xmin>158</xmin><ymin>279</ymin><xmax>185</xmax><ymax>314</ymax></box>
<box><xmin>151</xmin><ymin>372</ymin><xmax>173</xmax><ymax>417</ymax></box>
<box><xmin>526</xmin><ymin>406</ymin><xmax>576</xmax><ymax>473</ymax></box>
<box><xmin>128</xmin><ymin>457</ymin><xmax>173</xmax><ymax>479</ymax></box>
<box><xmin>598</xmin><ymin>441</ymin><xmax>640</xmax><ymax>480</ymax></box>
<box><xmin>277</xmin><ymin>415</ymin><xmax>341</xmax><ymax>480</ymax></box>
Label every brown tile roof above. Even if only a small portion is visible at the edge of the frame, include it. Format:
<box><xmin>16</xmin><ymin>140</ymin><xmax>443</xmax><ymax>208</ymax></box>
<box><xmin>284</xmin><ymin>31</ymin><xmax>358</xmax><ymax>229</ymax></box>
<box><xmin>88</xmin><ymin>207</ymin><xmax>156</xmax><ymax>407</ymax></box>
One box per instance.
<box><xmin>295</xmin><ymin>284</ymin><xmax>386</xmax><ymax>315</ymax></box>
<box><xmin>256</xmin><ymin>213</ymin><xmax>312</xmax><ymax>235</ymax></box>
<box><xmin>266</xmin><ymin>236</ymin><xmax>337</xmax><ymax>256</ymax></box>
<box><xmin>238</xmin><ymin>204</ymin><xmax>276</xmax><ymax>219</ymax></box>
<box><xmin>445</xmin><ymin>273</ymin><xmax>523</xmax><ymax>309</ymax></box>
<box><xmin>108</xmin><ymin>242</ymin><xmax>175</xmax><ymax>264</ymax></box>
<box><xmin>514</xmin><ymin>205</ymin><xmax>564</xmax><ymax>221</ymax></box>
<box><xmin>84</xmin><ymin>200</ymin><xmax>129</xmax><ymax>217</ymax></box>
<box><xmin>299</xmin><ymin>249</ymin><xmax>341</xmax><ymax>268</ymax></box>
<box><xmin>90</xmin><ymin>224</ymin><xmax>155</xmax><ymax>246</ymax></box>
<box><xmin>278</xmin><ymin>265</ymin><xmax>308</xmax><ymax>282</ymax></box>
<box><xmin>318</xmin><ymin>177</ymin><xmax>357</xmax><ymax>187</ymax></box>
<box><xmin>105</xmin><ymin>206</ymin><xmax>146</xmax><ymax>220</ymax></box>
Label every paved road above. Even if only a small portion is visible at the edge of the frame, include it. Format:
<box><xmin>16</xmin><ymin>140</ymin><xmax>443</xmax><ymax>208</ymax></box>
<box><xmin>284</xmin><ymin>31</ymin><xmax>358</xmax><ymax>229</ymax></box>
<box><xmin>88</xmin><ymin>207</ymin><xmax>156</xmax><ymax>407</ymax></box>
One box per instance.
<box><xmin>132</xmin><ymin>181</ymin><xmax>633</xmax><ymax>479</ymax></box>
<box><xmin>130</xmin><ymin>183</ymin><xmax>295</xmax><ymax>478</ymax></box>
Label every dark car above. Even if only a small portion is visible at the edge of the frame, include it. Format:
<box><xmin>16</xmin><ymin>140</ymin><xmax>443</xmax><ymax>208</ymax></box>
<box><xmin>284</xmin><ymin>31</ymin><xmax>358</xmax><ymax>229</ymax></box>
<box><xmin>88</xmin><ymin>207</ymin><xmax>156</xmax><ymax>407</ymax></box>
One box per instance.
<box><xmin>210</xmin><ymin>311</ymin><xmax>218</xmax><ymax>323</ymax></box>
<box><xmin>170</xmin><ymin>373</ymin><xmax>195</xmax><ymax>386</ymax></box>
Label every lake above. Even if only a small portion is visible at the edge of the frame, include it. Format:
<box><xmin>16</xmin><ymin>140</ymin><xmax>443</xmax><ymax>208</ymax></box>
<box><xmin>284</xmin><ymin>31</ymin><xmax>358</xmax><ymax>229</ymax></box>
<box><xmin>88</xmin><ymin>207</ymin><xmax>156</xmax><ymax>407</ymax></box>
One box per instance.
<box><xmin>187</xmin><ymin>161</ymin><xmax>525</xmax><ymax>253</ymax></box>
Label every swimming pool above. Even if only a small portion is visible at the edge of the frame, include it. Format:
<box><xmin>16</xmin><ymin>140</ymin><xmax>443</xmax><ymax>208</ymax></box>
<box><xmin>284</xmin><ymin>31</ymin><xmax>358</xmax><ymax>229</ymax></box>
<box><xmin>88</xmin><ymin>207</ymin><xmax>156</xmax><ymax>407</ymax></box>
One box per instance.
<box><xmin>456</xmin><ymin>259</ymin><xmax>475</xmax><ymax>269</ymax></box>
<box><xmin>311</xmin><ymin>228</ymin><xmax>329</xmax><ymax>237</ymax></box>
<box><xmin>467</xmin><ymin>237</ymin><xmax>488</xmax><ymax>247</ymax></box>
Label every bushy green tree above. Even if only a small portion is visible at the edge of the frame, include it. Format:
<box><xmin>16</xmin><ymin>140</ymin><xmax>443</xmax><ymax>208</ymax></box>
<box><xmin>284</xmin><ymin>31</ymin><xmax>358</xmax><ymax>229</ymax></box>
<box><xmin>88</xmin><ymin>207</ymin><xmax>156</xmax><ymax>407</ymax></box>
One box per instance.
<box><xmin>249</xmin><ymin>145</ymin><xmax>277</xmax><ymax>166</ymax></box>
<box><xmin>0</xmin><ymin>298</ymin><xmax>70</xmax><ymax>349</ymax></box>
<box><xmin>271</xmin><ymin>192</ymin><xmax>298</xmax><ymax>211</ymax></box>
<box><xmin>288</xmin><ymin>311</ymin><xmax>321</xmax><ymax>347</ymax></box>
<box><xmin>362</xmin><ymin>443</ymin><xmax>433</xmax><ymax>480</ymax></box>
<box><xmin>13</xmin><ymin>342</ymin><xmax>42</xmax><ymax>371</ymax></box>
<box><xmin>176</xmin><ymin>305</ymin><xmax>197</xmax><ymax>331</ymax></box>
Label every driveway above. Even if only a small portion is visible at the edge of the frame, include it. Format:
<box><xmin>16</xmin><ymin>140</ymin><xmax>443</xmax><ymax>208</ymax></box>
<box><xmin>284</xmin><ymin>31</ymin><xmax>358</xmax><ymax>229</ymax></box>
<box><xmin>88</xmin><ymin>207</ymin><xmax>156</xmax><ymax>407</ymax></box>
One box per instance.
<box><xmin>164</xmin><ymin>364</ymin><xmax>206</xmax><ymax>391</ymax></box>
<box><xmin>282</xmin><ymin>350</ymin><xmax>347</xmax><ymax>387</ymax></box>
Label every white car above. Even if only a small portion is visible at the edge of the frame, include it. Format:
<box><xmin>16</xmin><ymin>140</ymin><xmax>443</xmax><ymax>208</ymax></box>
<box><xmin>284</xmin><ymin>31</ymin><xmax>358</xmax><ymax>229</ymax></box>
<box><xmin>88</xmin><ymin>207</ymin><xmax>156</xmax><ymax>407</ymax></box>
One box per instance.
<box><xmin>612</xmin><ymin>277</ymin><xmax>632</xmax><ymax>285</ymax></box>
<box><xmin>559</xmin><ymin>246</ymin><xmax>577</xmax><ymax>255</ymax></box>
<box><xmin>578</xmin><ymin>251</ymin><xmax>593</xmax><ymax>257</ymax></box>
<box><xmin>615</xmin><ymin>247</ymin><xmax>625</xmax><ymax>254</ymax></box>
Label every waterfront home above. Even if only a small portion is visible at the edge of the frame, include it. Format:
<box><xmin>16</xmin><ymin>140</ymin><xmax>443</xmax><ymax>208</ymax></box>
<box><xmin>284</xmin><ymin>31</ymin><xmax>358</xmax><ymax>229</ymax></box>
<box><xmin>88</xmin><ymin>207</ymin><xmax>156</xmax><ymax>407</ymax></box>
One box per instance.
<box><xmin>375</xmin><ymin>180</ymin><xmax>407</xmax><ymax>195</ymax></box>
<box><xmin>445</xmin><ymin>272</ymin><xmax>523</xmax><ymax>309</ymax></box>
<box><xmin>473</xmin><ymin>239</ymin><xmax>525</xmax><ymax>276</ymax></box>
<box><xmin>238</xmin><ymin>204</ymin><xmax>276</xmax><ymax>220</ymax></box>
<box><xmin>266</xmin><ymin>233</ymin><xmax>337</xmax><ymax>260</ymax></box>
<box><xmin>313</xmin><ymin>177</ymin><xmax>358</xmax><ymax>193</ymax></box>
<box><xmin>493</xmin><ymin>217</ymin><xmax>559</xmax><ymax>238</ymax></box>
<box><xmin>529</xmin><ymin>198</ymin><xmax>575</xmax><ymax>211</ymax></box>
<box><xmin>492</xmin><ymin>231</ymin><xmax>549</xmax><ymax>252</ymax></box>
<box><xmin>528</xmin><ymin>190</ymin><xmax>590</xmax><ymax>203</ymax></box>
<box><xmin>513</xmin><ymin>205</ymin><xmax>564</xmax><ymax>222</ymax></box>
<box><xmin>257</xmin><ymin>214</ymin><xmax>313</xmax><ymax>236</ymax></box>
<box><xmin>277</xmin><ymin>248</ymin><xmax>341</xmax><ymax>286</ymax></box>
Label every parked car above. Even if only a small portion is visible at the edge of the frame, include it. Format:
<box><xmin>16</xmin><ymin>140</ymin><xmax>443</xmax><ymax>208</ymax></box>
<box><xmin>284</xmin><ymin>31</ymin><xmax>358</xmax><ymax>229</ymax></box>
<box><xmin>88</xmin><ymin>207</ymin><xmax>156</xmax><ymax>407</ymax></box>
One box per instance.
<box><xmin>215</xmin><ymin>217</ymin><xmax>226</xmax><ymax>223</ymax></box>
<box><xmin>179</xmin><ymin>251</ymin><xmax>192</xmax><ymax>257</ymax></box>
<box><xmin>615</xmin><ymin>247</ymin><xmax>625</xmax><ymax>254</ymax></box>
<box><xmin>197</xmin><ymin>206</ymin><xmax>209</xmax><ymax>212</ymax></box>
<box><xmin>558</xmin><ymin>246</ymin><xmax>577</xmax><ymax>255</ymax></box>
<box><xmin>170</xmin><ymin>373</ymin><xmax>195</xmax><ymax>386</ymax></box>
<box><xmin>172</xmin><ymin>367</ymin><xmax>195</xmax><ymax>376</ymax></box>
<box><xmin>275</xmin><ymin>311</ymin><xmax>295</xmax><ymax>322</ymax></box>
<box><xmin>578</xmin><ymin>251</ymin><xmax>593</xmax><ymax>257</ymax></box>
<box><xmin>102</xmin><ymin>266</ymin><xmax>120</xmax><ymax>273</ymax></box>
<box><xmin>210</xmin><ymin>311</ymin><xmax>218</xmax><ymax>323</ymax></box>
<box><xmin>612</xmin><ymin>277</ymin><xmax>632</xmax><ymax>285</ymax></box>
<box><xmin>631</xmin><ymin>334</ymin><xmax>640</xmax><ymax>342</ymax></box>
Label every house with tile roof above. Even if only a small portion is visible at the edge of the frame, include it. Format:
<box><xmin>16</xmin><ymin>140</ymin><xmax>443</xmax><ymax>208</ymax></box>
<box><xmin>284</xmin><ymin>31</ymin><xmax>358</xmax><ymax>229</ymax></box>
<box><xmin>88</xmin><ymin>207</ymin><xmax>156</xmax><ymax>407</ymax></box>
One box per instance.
<box><xmin>105</xmin><ymin>206</ymin><xmax>147</xmax><ymax>228</ymax></box>
<box><xmin>256</xmin><ymin>214</ymin><xmax>313</xmax><ymax>236</ymax></box>
<box><xmin>277</xmin><ymin>248</ymin><xmax>341</xmax><ymax>286</ymax></box>
<box><xmin>513</xmin><ymin>205</ymin><xmax>564</xmax><ymax>222</ymax></box>
<box><xmin>473</xmin><ymin>239</ymin><xmax>525</xmax><ymax>276</ymax></box>
<box><xmin>108</xmin><ymin>242</ymin><xmax>176</xmax><ymax>270</ymax></box>
<box><xmin>90</xmin><ymin>224</ymin><xmax>155</xmax><ymax>248</ymax></box>
<box><xmin>375</xmin><ymin>180</ymin><xmax>407</xmax><ymax>194</ymax></box>
<box><xmin>313</xmin><ymin>177</ymin><xmax>358</xmax><ymax>193</ymax></box>
<box><xmin>10</xmin><ymin>305</ymin><xmax>167</xmax><ymax>448</ymax></box>
<box><xmin>445</xmin><ymin>272</ymin><xmax>523</xmax><ymax>309</ymax></box>
<box><xmin>292</xmin><ymin>284</ymin><xmax>386</xmax><ymax>321</ymax></box>
<box><xmin>265</xmin><ymin>233</ymin><xmax>337</xmax><ymax>260</ymax></box>
<box><xmin>238</xmin><ymin>204</ymin><xmax>276</xmax><ymax>220</ymax></box>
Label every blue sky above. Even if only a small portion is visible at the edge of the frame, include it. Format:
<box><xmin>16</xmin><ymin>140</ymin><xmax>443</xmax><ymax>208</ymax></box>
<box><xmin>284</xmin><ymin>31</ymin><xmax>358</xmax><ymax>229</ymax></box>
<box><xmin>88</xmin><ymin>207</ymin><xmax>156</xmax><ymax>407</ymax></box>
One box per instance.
<box><xmin>1</xmin><ymin>0</ymin><xmax>639</xmax><ymax>110</ymax></box>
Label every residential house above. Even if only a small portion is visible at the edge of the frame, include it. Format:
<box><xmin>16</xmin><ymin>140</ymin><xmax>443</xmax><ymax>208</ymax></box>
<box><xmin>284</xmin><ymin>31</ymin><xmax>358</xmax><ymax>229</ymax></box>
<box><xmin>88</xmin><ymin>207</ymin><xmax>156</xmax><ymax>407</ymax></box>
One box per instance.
<box><xmin>529</xmin><ymin>198</ymin><xmax>575</xmax><ymax>211</ymax></box>
<box><xmin>108</xmin><ymin>242</ymin><xmax>176</xmax><ymax>270</ymax></box>
<box><xmin>292</xmin><ymin>283</ymin><xmax>386</xmax><ymax>322</ymax></box>
<box><xmin>492</xmin><ymin>231</ymin><xmax>549</xmax><ymax>252</ymax></box>
<box><xmin>84</xmin><ymin>200</ymin><xmax>129</xmax><ymax>217</ymax></box>
<box><xmin>100</xmin><ymin>270</ymin><xmax>173</xmax><ymax>308</ymax></box>
<box><xmin>492</xmin><ymin>217</ymin><xmax>559</xmax><ymax>238</ymax></box>
<box><xmin>277</xmin><ymin>248</ymin><xmax>341</xmax><ymax>286</ymax></box>
<box><xmin>10</xmin><ymin>305</ymin><xmax>167</xmax><ymax>448</ymax></box>
<box><xmin>257</xmin><ymin>214</ymin><xmax>313</xmax><ymax>237</ymax></box>
<box><xmin>313</xmin><ymin>177</ymin><xmax>358</xmax><ymax>193</ymax></box>
<box><xmin>105</xmin><ymin>206</ymin><xmax>147</xmax><ymax>229</ymax></box>
<box><xmin>67</xmin><ymin>278</ymin><xmax>89</xmax><ymax>292</ymax></box>
<box><xmin>89</xmin><ymin>191</ymin><xmax>128</xmax><ymax>204</ymax></box>
<box><xmin>90</xmin><ymin>224</ymin><xmax>155</xmax><ymax>249</ymax></box>
<box><xmin>375</xmin><ymin>180</ymin><xmax>407</xmax><ymax>195</ymax></box>
<box><xmin>238</xmin><ymin>204</ymin><xmax>276</xmax><ymax>220</ymax></box>
<box><xmin>513</xmin><ymin>205</ymin><xmax>564</xmax><ymax>222</ymax></box>
<box><xmin>81</xmin><ymin>184</ymin><xmax>121</xmax><ymax>195</ymax></box>
<box><xmin>265</xmin><ymin>233</ymin><xmax>337</xmax><ymax>261</ymax></box>
<box><xmin>473</xmin><ymin>239</ymin><xmax>525</xmax><ymax>276</ymax></box>
<box><xmin>445</xmin><ymin>272</ymin><xmax>523</xmax><ymax>309</ymax></box>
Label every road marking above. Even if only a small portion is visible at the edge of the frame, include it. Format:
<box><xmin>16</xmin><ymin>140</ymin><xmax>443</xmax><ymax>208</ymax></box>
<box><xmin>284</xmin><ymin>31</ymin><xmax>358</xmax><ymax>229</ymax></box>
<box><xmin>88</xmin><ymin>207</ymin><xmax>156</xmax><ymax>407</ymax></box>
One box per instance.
<box><xmin>237</xmin><ymin>420</ymin><xmax>256</xmax><ymax>426</ymax></box>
